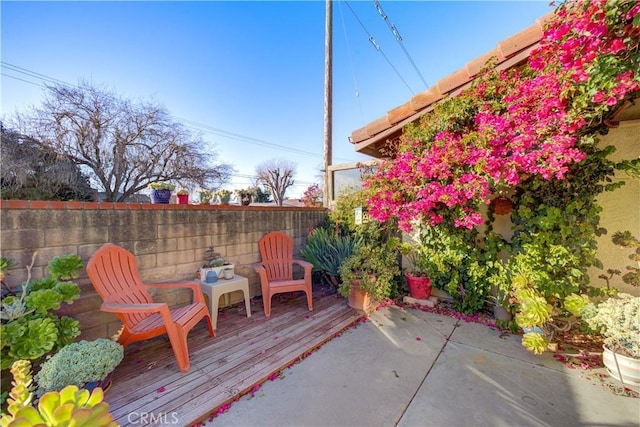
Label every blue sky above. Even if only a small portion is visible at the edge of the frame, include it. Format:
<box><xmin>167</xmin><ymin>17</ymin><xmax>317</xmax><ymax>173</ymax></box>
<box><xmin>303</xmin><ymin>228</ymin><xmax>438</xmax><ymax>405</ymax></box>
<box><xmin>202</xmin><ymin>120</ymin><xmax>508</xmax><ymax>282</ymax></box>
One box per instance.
<box><xmin>1</xmin><ymin>1</ymin><xmax>552</xmax><ymax>198</ymax></box>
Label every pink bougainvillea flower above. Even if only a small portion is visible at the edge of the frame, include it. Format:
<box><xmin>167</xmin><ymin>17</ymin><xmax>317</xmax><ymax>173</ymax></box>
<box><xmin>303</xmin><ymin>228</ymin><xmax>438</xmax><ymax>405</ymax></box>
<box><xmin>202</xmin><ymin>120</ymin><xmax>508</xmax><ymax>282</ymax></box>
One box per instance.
<box><xmin>156</xmin><ymin>386</ymin><xmax>166</xmax><ymax>393</ymax></box>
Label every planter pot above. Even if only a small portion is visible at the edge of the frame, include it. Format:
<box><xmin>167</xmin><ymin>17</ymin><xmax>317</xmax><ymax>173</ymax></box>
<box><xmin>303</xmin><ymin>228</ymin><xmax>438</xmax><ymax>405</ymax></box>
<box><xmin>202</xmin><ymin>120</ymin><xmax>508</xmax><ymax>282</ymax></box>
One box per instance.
<box><xmin>492</xmin><ymin>196</ymin><xmax>513</xmax><ymax>215</ymax></box>
<box><xmin>347</xmin><ymin>279</ymin><xmax>372</xmax><ymax>311</ymax></box>
<box><xmin>219</xmin><ymin>195</ymin><xmax>231</xmax><ymax>205</ymax></box>
<box><xmin>603</xmin><ymin>345</ymin><xmax>640</xmax><ymax>386</ymax></box>
<box><xmin>405</xmin><ymin>274</ymin><xmax>431</xmax><ymax>299</ymax></box>
<box><xmin>150</xmin><ymin>189</ymin><xmax>172</xmax><ymax>204</ymax></box>
<box><xmin>177</xmin><ymin>194</ymin><xmax>189</xmax><ymax>204</ymax></box>
<box><xmin>85</xmin><ymin>371</ymin><xmax>114</xmax><ymax>394</ymax></box>
<box><xmin>197</xmin><ymin>193</ymin><xmax>212</xmax><ymax>204</ymax></box>
<box><xmin>200</xmin><ymin>264</ymin><xmax>235</xmax><ymax>283</ymax></box>
<box><xmin>493</xmin><ymin>304</ymin><xmax>512</xmax><ymax>321</ymax></box>
<box><xmin>241</xmin><ymin>196</ymin><xmax>252</xmax><ymax>206</ymax></box>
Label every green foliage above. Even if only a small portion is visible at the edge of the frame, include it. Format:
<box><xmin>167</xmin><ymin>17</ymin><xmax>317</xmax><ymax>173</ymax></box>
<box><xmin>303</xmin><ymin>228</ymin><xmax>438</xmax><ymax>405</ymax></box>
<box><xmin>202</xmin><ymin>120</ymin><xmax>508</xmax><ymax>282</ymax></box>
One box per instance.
<box><xmin>147</xmin><ymin>181</ymin><xmax>175</xmax><ymax>191</ymax></box>
<box><xmin>300</xmin><ymin>227</ymin><xmax>358</xmax><ymax>280</ymax></box>
<box><xmin>522</xmin><ymin>332</ymin><xmax>548</xmax><ymax>356</ymax></box>
<box><xmin>337</xmin><ymin>211</ymin><xmax>401</xmax><ymax>301</ymax></box>
<box><xmin>46</xmin><ymin>256</ymin><xmax>83</xmax><ymax>281</ymax></box>
<box><xmin>338</xmin><ymin>240</ymin><xmax>400</xmax><ymax>301</ymax></box>
<box><xmin>2</xmin><ymin>317</ymin><xmax>58</xmax><ymax>365</ymax></box>
<box><xmin>0</xmin><ymin>255</ymin><xmax>82</xmax><ymax>369</ymax></box>
<box><xmin>0</xmin><ymin>258</ymin><xmax>15</xmax><ymax>278</ymax></box>
<box><xmin>611</xmin><ymin>230</ymin><xmax>640</xmax><ymax>287</ymax></box>
<box><xmin>253</xmin><ymin>186</ymin><xmax>272</xmax><ymax>203</ymax></box>
<box><xmin>582</xmin><ymin>293</ymin><xmax>640</xmax><ymax>358</ymax></box>
<box><xmin>328</xmin><ymin>187</ymin><xmax>369</xmax><ymax>236</ymax></box>
<box><xmin>414</xmin><ymin>224</ymin><xmax>492</xmax><ymax>313</ymax></box>
<box><xmin>0</xmin><ymin>360</ymin><xmax>118</xmax><ymax>427</ymax></box>
<box><xmin>35</xmin><ymin>339</ymin><xmax>124</xmax><ymax>395</ymax></box>
<box><xmin>505</xmin><ymin>142</ymin><xmax>625</xmax><ymax>354</ymax></box>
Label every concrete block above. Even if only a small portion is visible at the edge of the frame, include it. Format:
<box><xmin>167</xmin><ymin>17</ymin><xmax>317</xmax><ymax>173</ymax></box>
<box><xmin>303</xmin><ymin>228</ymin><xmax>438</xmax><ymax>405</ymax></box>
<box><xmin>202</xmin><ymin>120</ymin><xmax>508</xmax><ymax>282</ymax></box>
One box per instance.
<box><xmin>1</xmin><ymin>229</ymin><xmax>46</xmax><ymax>250</ymax></box>
<box><xmin>45</xmin><ymin>227</ymin><xmax>109</xmax><ymax>246</ymax></box>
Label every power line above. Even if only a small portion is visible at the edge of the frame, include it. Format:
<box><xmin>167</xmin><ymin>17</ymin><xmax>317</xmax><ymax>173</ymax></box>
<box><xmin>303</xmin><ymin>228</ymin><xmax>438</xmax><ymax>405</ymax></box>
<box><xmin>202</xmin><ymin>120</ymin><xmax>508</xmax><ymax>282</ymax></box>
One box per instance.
<box><xmin>374</xmin><ymin>1</ymin><xmax>429</xmax><ymax>89</ymax></box>
<box><xmin>343</xmin><ymin>1</ymin><xmax>414</xmax><ymax>95</ymax></box>
<box><xmin>338</xmin><ymin>1</ymin><xmax>364</xmax><ymax>125</ymax></box>
<box><xmin>1</xmin><ymin>72</ymin><xmax>45</xmax><ymax>87</ymax></box>
<box><xmin>1</xmin><ymin>62</ymin><xmax>77</xmax><ymax>88</ymax></box>
<box><xmin>0</xmin><ymin>61</ymin><xmax>355</xmax><ymax>163</ymax></box>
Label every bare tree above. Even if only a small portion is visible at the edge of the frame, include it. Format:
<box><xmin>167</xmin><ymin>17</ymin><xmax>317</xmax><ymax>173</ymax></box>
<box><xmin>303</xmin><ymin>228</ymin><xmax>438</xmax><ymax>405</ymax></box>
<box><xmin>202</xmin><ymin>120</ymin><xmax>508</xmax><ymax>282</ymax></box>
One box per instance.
<box><xmin>18</xmin><ymin>82</ymin><xmax>233</xmax><ymax>201</ymax></box>
<box><xmin>254</xmin><ymin>159</ymin><xmax>296</xmax><ymax>206</ymax></box>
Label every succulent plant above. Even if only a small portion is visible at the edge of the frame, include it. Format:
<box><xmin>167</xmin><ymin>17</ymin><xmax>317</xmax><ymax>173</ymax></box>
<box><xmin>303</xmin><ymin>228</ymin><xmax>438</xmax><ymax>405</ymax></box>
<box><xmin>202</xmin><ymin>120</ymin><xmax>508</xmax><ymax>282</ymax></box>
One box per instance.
<box><xmin>35</xmin><ymin>339</ymin><xmax>124</xmax><ymax>395</ymax></box>
<box><xmin>0</xmin><ymin>360</ymin><xmax>118</xmax><ymax>427</ymax></box>
<box><xmin>1</xmin><ymin>255</ymin><xmax>82</xmax><ymax>369</ymax></box>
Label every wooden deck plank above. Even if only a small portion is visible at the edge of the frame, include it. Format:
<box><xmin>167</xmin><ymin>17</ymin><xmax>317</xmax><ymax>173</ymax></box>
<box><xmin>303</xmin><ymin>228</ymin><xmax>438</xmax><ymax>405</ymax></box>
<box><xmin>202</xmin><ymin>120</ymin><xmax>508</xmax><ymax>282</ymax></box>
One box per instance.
<box><xmin>110</xmin><ymin>299</ymin><xmax>343</xmax><ymax>419</ymax></box>
<box><xmin>104</xmin><ymin>292</ymin><xmax>361</xmax><ymax>426</ymax></box>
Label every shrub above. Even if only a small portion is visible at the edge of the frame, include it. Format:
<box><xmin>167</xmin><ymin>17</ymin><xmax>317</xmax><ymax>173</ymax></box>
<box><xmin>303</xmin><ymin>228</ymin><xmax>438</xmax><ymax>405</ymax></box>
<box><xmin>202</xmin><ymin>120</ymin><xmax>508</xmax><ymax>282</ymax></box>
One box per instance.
<box><xmin>35</xmin><ymin>339</ymin><xmax>124</xmax><ymax>395</ymax></box>
<box><xmin>582</xmin><ymin>293</ymin><xmax>640</xmax><ymax>358</ymax></box>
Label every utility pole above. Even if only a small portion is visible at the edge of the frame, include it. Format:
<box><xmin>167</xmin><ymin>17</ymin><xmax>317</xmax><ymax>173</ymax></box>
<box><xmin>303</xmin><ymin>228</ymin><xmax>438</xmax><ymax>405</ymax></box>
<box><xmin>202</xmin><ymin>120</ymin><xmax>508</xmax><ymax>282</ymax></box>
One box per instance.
<box><xmin>323</xmin><ymin>0</ymin><xmax>333</xmax><ymax>208</ymax></box>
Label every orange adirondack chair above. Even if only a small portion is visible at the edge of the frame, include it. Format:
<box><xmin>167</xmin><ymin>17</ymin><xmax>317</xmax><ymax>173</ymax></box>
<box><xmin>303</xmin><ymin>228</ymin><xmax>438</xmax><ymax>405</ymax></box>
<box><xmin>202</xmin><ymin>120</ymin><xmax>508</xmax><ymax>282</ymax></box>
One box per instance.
<box><xmin>86</xmin><ymin>243</ymin><xmax>214</xmax><ymax>373</ymax></box>
<box><xmin>254</xmin><ymin>231</ymin><xmax>313</xmax><ymax>317</ymax></box>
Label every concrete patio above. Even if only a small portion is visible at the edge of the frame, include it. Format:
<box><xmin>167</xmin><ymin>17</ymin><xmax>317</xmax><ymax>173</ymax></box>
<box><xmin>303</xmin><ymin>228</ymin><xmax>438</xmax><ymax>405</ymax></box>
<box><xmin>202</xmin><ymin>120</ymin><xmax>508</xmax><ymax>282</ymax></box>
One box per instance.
<box><xmin>211</xmin><ymin>304</ymin><xmax>639</xmax><ymax>427</ymax></box>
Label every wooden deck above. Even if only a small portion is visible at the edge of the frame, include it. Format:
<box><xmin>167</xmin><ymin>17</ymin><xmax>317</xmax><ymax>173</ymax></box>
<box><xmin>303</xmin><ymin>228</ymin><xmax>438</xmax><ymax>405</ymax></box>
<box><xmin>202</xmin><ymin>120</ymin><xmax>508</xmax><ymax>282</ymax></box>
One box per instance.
<box><xmin>104</xmin><ymin>289</ymin><xmax>361</xmax><ymax>426</ymax></box>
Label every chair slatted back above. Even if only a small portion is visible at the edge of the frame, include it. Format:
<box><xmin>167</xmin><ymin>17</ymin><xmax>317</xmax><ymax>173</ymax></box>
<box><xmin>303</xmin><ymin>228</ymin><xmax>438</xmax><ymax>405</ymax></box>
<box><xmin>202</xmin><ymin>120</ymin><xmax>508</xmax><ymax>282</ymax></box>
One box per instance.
<box><xmin>258</xmin><ymin>232</ymin><xmax>294</xmax><ymax>281</ymax></box>
<box><xmin>86</xmin><ymin>244</ymin><xmax>154</xmax><ymax>326</ymax></box>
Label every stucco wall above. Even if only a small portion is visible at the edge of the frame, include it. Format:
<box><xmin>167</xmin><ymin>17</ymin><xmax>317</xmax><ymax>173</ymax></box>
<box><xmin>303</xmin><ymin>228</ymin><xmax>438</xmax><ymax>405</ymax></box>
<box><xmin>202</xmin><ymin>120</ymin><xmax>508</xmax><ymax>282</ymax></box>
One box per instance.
<box><xmin>591</xmin><ymin>103</ymin><xmax>640</xmax><ymax>295</ymax></box>
<box><xmin>0</xmin><ymin>201</ymin><xmax>326</xmax><ymax>340</ymax></box>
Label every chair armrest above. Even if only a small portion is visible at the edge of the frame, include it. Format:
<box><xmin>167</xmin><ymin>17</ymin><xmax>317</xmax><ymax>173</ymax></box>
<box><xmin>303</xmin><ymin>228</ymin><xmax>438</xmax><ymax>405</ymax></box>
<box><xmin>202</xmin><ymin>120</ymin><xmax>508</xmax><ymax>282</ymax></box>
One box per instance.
<box><xmin>146</xmin><ymin>281</ymin><xmax>206</xmax><ymax>304</ymax></box>
<box><xmin>253</xmin><ymin>263</ymin><xmax>266</xmax><ymax>273</ymax></box>
<box><xmin>293</xmin><ymin>259</ymin><xmax>313</xmax><ymax>278</ymax></box>
<box><xmin>101</xmin><ymin>302</ymin><xmax>166</xmax><ymax>314</ymax></box>
<box><xmin>292</xmin><ymin>259</ymin><xmax>313</xmax><ymax>269</ymax></box>
<box><xmin>102</xmin><ymin>301</ymin><xmax>176</xmax><ymax>329</ymax></box>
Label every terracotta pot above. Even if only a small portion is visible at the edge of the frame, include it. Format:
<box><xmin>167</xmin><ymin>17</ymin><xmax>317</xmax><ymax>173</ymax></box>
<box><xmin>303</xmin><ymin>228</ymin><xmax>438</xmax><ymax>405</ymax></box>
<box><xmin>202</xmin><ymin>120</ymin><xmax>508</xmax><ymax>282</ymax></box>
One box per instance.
<box><xmin>347</xmin><ymin>279</ymin><xmax>372</xmax><ymax>311</ymax></box>
<box><xmin>405</xmin><ymin>274</ymin><xmax>431</xmax><ymax>299</ymax></box>
<box><xmin>603</xmin><ymin>345</ymin><xmax>640</xmax><ymax>386</ymax></box>
<box><xmin>492</xmin><ymin>196</ymin><xmax>513</xmax><ymax>215</ymax></box>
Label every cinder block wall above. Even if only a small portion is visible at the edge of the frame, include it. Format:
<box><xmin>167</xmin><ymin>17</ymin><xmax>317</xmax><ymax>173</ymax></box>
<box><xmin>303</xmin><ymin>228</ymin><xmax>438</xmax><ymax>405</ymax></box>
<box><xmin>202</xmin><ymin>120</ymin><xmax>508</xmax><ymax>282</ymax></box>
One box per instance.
<box><xmin>0</xmin><ymin>201</ymin><xmax>326</xmax><ymax>340</ymax></box>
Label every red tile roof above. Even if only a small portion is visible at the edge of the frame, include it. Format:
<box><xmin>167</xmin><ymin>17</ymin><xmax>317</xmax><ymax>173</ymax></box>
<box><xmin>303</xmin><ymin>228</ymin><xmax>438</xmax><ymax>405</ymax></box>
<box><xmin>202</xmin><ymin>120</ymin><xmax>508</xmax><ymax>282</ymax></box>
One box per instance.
<box><xmin>349</xmin><ymin>13</ymin><xmax>552</xmax><ymax>158</ymax></box>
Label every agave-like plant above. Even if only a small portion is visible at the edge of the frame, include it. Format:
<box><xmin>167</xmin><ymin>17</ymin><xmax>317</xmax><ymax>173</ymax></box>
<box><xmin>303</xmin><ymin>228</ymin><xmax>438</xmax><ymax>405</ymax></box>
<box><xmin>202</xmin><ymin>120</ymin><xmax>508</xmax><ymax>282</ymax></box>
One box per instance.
<box><xmin>300</xmin><ymin>227</ymin><xmax>359</xmax><ymax>287</ymax></box>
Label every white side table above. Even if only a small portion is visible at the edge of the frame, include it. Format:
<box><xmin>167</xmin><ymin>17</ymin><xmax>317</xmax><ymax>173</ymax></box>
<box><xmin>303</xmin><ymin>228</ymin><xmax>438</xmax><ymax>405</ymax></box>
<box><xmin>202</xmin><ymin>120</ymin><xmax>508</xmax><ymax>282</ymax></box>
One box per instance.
<box><xmin>200</xmin><ymin>275</ymin><xmax>252</xmax><ymax>330</ymax></box>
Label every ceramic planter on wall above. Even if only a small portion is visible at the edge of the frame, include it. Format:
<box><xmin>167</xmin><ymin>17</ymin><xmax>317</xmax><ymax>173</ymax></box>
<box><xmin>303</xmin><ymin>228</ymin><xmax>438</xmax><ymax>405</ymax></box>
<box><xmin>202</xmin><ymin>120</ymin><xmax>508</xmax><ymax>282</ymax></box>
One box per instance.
<box><xmin>603</xmin><ymin>345</ymin><xmax>640</xmax><ymax>386</ymax></box>
<box><xmin>151</xmin><ymin>189</ymin><xmax>172</xmax><ymax>204</ymax></box>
